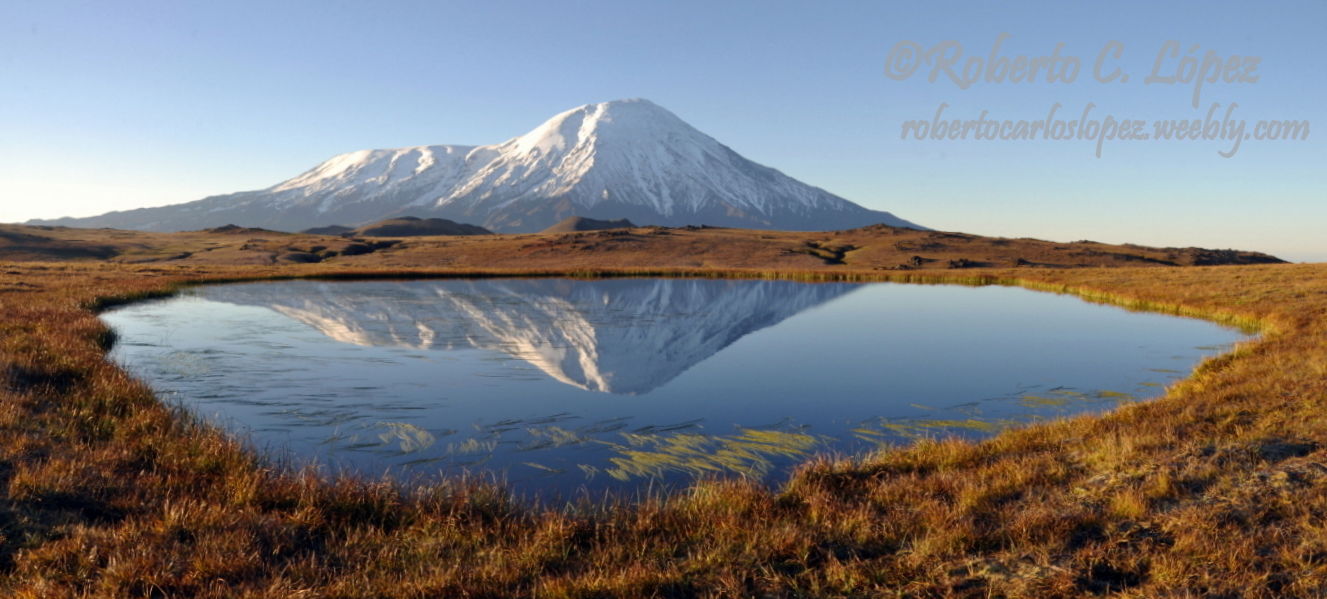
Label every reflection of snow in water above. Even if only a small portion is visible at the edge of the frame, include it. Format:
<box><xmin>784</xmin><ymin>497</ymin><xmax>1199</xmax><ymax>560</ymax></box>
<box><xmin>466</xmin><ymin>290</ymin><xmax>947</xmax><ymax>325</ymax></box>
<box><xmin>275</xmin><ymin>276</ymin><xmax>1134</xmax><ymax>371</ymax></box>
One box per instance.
<box><xmin>377</xmin><ymin>422</ymin><xmax>437</xmax><ymax>453</ymax></box>
<box><xmin>201</xmin><ymin>278</ymin><xmax>857</xmax><ymax>394</ymax></box>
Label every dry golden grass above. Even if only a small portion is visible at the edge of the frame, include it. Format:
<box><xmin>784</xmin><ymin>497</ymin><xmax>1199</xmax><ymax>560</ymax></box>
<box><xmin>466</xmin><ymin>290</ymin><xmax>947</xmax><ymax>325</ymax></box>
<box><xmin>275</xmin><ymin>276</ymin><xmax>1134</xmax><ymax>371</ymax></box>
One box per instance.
<box><xmin>1</xmin><ymin>222</ymin><xmax>1284</xmax><ymax>270</ymax></box>
<box><xmin>0</xmin><ymin>224</ymin><xmax>1323</xmax><ymax>597</ymax></box>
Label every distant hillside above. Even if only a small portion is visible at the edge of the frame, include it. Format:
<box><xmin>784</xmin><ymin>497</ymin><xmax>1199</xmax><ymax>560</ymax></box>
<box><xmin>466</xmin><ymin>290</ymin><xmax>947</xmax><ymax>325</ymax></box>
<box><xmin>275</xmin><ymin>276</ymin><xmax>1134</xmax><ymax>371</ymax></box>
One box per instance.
<box><xmin>352</xmin><ymin>217</ymin><xmax>492</xmax><ymax>237</ymax></box>
<box><xmin>0</xmin><ymin>223</ymin><xmax>1288</xmax><ymax>269</ymax></box>
<box><xmin>301</xmin><ymin>225</ymin><xmax>354</xmax><ymax>236</ymax></box>
<box><xmin>0</xmin><ymin>227</ymin><xmax>118</xmax><ymax>261</ymax></box>
<box><xmin>202</xmin><ymin>225</ymin><xmax>285</xmax><ymax>235</ymax></box>
<box><xmin>541</xmin><ymin>217</ymin><xmax>636</xmax><ymax>234</ymax></box>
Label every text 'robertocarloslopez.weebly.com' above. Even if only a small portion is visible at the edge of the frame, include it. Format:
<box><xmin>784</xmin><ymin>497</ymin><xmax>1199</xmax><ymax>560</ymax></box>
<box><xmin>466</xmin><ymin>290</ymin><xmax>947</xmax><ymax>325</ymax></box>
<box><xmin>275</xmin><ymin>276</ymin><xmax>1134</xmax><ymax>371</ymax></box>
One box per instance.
<box><xmin>885</xmin><ymin>34</ymin><xmax>1311</xmax><ymax>157</ymax></box>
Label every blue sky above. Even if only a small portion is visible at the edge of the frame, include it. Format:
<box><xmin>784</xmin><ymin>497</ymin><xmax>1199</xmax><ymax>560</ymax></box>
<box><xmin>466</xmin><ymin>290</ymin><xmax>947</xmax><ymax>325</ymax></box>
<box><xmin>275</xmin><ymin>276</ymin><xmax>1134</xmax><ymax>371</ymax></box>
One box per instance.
<box><xmin>2</xmin><ymin>1</ymin><xmax>1323</xmax><ymax>260</ymax></box>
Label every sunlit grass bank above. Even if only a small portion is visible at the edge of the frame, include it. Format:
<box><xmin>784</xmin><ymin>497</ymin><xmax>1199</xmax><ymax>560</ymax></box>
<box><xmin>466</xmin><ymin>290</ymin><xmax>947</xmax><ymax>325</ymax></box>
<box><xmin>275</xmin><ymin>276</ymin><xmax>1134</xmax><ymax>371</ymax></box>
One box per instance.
<box><xmin>1</xmin><ymin>261</ymin><xmax>1324</xmax><ymax>597</ymax></box>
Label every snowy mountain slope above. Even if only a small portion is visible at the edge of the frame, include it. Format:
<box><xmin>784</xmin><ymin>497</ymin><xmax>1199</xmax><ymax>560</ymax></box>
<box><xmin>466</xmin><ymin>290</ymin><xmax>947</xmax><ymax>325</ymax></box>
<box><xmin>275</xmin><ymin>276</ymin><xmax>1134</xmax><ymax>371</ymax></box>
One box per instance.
<box><xmin>199</xmin><ymin>278</ymin><xmax>862</xmax><ymax>394</ymax></box>
<box><xmin>30</xmin><ymin>99</ymin><xmax>922</xmax><ymax>233</ymax></box>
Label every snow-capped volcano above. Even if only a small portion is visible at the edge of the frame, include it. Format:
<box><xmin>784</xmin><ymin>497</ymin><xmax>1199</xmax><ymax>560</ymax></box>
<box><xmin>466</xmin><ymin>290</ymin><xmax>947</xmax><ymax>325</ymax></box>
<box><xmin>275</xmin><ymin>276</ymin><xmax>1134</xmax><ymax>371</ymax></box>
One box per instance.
<box><xmin>31</xmin><ymin>99</ymin><xmax>921</xmax><ymax>233</ymax></box>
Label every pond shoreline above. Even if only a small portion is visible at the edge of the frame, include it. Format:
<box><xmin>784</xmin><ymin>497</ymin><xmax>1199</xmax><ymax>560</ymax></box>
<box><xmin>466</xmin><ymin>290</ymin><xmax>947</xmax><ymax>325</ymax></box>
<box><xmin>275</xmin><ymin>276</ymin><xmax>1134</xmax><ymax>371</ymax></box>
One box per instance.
<box><xmin>5</xmin><ymin>261</ymin><xmax>1323</xmax><ymax>596</ymax></box>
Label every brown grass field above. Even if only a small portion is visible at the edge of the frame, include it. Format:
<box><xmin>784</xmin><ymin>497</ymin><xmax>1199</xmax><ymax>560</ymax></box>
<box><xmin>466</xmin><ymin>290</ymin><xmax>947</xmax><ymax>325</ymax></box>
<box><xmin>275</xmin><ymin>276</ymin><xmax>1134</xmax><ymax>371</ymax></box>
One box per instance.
<box><xmin>0</xmin><ymin>223</ymin><xmax>1323</xmax><ymax>597</ymax></box>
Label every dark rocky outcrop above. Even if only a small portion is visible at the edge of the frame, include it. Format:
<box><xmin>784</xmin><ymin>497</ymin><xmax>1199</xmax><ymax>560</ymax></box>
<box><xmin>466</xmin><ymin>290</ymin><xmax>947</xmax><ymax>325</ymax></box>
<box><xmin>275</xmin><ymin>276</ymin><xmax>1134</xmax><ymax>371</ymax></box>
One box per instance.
<box><xmin>540</xmin><ymin>217</ymin><xmax>636</xmax><ymax>234</ymax></box>
<box><xmin>352</xmin><ymin>217</ymin><xmax>492</xmax><ymax>237</ymax></box>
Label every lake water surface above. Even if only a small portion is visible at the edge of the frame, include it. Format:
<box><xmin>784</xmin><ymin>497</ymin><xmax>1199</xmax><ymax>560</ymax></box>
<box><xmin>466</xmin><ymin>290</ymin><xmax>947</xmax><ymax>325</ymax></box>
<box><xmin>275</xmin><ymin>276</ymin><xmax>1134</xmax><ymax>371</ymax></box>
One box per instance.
<box><xmin>102</xmin><ymin>278</ymin><xmax>1247</xmax><ymax>498</ymax></box>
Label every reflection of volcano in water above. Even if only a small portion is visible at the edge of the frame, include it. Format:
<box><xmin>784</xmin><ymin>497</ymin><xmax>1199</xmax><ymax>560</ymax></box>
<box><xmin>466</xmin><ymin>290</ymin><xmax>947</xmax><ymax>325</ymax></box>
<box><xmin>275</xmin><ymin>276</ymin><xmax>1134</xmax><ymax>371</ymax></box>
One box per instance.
<box><xmin>199</xmin><ymin>278</ymin><xmax>861</xmax><ymax>394</ymax></box>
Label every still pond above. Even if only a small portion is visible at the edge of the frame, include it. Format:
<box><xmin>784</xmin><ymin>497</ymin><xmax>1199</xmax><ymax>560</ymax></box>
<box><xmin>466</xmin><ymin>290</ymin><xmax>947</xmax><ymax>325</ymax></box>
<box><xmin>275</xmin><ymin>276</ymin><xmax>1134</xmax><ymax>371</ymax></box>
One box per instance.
<box><xmin>102</xmin><ymin>278</ymin><xmax>1248</xmax><ymax>498</ymax></box>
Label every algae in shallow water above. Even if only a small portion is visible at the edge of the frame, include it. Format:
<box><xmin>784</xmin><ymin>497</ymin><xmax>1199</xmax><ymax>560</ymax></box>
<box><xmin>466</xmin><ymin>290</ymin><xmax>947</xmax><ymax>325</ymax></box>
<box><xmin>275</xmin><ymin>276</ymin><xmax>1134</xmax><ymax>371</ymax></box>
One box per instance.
<box><xmin>602</xmin><ymin>428</ymin><xmax>823</xmax><ymax>481</ymax></box>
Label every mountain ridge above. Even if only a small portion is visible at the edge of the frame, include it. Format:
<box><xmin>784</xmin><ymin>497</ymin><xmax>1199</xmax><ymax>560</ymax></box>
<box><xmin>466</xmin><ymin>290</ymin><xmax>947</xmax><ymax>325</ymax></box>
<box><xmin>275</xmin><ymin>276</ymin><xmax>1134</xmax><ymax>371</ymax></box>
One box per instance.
<box><xmin>28</xmin><ymin>99</ymin><xmax>921</xmax><ymax>233</ymax></box>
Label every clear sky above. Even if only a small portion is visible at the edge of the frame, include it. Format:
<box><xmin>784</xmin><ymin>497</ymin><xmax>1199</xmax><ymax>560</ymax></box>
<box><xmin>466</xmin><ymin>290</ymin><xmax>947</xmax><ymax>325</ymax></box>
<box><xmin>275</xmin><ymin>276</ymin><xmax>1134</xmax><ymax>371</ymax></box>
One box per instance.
<box><xmin>2</xmin><ymin>1</ymin><xmax>1323</xmax><ymax>261</ymax></box>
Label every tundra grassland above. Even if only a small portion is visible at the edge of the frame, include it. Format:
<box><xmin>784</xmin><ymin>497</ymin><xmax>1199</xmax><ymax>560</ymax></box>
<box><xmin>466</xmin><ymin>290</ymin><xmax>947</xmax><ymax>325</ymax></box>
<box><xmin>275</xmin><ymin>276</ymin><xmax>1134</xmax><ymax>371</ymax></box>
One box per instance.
<box><xmin>0</xmin><ymin>224</ymin><xmax>1323</xmax><ymax>597</ymax></box>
